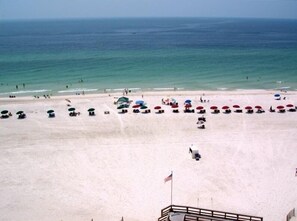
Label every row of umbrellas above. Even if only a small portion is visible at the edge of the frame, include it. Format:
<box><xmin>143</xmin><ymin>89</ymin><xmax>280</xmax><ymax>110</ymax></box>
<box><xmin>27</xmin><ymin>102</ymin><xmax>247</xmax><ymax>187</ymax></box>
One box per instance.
<box><xmin>1</xmin><ymin>110</ymin><xmax>25</xmax><ymax>115</ymax></box>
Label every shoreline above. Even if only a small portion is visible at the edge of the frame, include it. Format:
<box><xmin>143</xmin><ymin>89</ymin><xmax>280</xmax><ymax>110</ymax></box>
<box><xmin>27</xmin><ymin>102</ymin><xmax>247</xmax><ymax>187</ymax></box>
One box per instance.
<box><xmin>0</xmin><ymin>88</ymin><xmax>295</xmax><ymax>102</ymax></box>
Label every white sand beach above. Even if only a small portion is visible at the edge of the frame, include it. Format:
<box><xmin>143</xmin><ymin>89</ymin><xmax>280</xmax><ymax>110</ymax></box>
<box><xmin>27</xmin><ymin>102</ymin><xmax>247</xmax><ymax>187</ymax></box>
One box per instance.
<box><xmin>0</xmin><ymin>90</ymin><xmax>296</xmax><ymax>221</ymax></box>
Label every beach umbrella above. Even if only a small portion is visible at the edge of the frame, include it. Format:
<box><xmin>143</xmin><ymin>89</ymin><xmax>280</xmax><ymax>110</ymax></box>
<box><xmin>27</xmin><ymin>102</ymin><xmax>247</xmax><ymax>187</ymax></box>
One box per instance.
<box><xmin>68</xmin><ymin>107</ymin><xmax>75</xmax><ymax>112</ymax></box>
<box><xmin>132</xmin><ymin>104</ymin><xmax>140</xmax><ymax>108</ymax></box>
<box><xmin>286</xmin><ymin>104</ymin><xmax>294</xmax><ymax>108</ymax></box>
<box><xmin>274</xmin><ymin>94</ymin><xmax>280</xmax><ymax>97</ymax></box>
<box><xmin>1</xmin><ymin>110</ymin><xmax>9</xmax><ymax>115</ymax></box>
<box><xmin>185</xmin><ymin>99</ymin><xmax>191</xmax><ymax>104</ymax></box>
<box><xmin>233</xmin><ymin>105</ymin><xmax>240</xmax><ymax>108</ymax></box>
<box><xmin>196</xmin><ymin>106</ymin><xmax>204</xmax><ymax>110</ymax></box>
<box><xmin>16</xmin><ymin>111</ymin><xmax>24</xmax><ymax>115</ymax></box>
<box><xmin>245</xmin><ymin>106</ymin><xmax>252</xmax><ymax>110</ymax></box>
<box><xmin>154</xmin><ymin>106</ymin><xmax>161</xmax><ymax>110</ymax></box>
<box><xmin>140</xmin><ymin>105</ymin><xmax>148</xmax><ymax>109</ymax></box>
<box><xmin>88</xmin><ymin>108</ymin><xmax>95</xmax><ymax>112</ymax></box>
<box><xmin>210</xmin><ymin>106</ymin><xmax>218</xmax><ymax>110</ymax></box>
<box><xmin>117</xmin><ymin>97</ymin><xmax>129</xmax><ymax>103</ymax></box>
<box><xmin>255</xmin><ymin>105</ymin><xmax>262</xmax><ymax>109</ymax></box>
<box><xmin>47</xmin><ymin>110</ymin><xmax>54</xmax><ymax>114</ymax></box>
<box><xmin>135</xmin><ymin>100</ymin><xmax>144</xmax><ymax>105</ymax></box>
<box><xmin>117</xmin><ymin>105</ymin><xmax>126</xmax><ymax>109</ymax></box>
<box><xmin>171</xmin><ymin>104</ymin><xmax>178</xmax><ymax>109</ymax></box>
<box><xmin>185</xmin><ymin>103</ymin><xmax>192</xmax><ymax>108</ymax></box>
<box><xmin>222</xmin><ymin>106</ymin><xmax>229</xmax><ymax>110</ymax></box>
<box><xmin>277</xmin><ymin>105</ymin><xmax>284</xmax><ymax>109</ymax></box>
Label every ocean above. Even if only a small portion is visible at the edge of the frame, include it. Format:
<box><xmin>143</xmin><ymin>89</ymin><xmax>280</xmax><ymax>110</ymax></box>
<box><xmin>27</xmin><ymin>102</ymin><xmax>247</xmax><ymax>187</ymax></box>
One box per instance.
<box><xmin>0</xmin><ymin>17</ymin><xmax>297</xmax><ymax>96</ymax></box>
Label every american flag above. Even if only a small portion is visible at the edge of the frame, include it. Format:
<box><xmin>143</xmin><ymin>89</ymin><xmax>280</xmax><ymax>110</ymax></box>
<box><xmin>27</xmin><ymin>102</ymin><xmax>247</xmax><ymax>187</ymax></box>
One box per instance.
<box><xmin>164</xmin><ymin>173</ymin><xmax>172</xmax><ymax>183</ymax></box>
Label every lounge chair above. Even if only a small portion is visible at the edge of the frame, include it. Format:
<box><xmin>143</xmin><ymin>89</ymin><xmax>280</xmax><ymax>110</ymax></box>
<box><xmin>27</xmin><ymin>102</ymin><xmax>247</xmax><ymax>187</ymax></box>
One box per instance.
<box><xmin>247</xmin><ymin>109</ymin><xmax>254</xmax><ymax>114</ymax></box>
<box><xmin>198</xmin><ymin>109</ymin><xmax>206</xmax><ymax>114</ymax></box>
<box><xmin>18</xmin><ymin>113</ymin><xmax>26</xmax><ymax>119</ymax></box>
<box><xmin>198</xmin><ymin>117</ymin><xmax>206</xmax><ymax>122</ymax></box>
<box><xmin>49</xmin><ymin>113</ymin><xmax>55</xmax><ymax>118</ymax></box>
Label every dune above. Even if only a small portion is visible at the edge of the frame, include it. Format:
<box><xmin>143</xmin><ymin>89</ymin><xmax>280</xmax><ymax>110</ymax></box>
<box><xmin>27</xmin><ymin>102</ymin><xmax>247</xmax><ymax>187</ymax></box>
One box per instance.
<box><xmin>0</xmin><ymin>90</ymin><xmax>296</xmax><ymax>221</ymax></box>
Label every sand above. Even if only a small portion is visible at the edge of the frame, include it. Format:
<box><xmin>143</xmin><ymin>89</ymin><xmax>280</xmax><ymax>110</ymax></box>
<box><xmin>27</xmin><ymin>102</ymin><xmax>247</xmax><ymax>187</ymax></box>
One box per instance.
<box><xmin>0</xmin><ymin>90</ymin><xmax>296</xmax><ymax>221</ymax></box>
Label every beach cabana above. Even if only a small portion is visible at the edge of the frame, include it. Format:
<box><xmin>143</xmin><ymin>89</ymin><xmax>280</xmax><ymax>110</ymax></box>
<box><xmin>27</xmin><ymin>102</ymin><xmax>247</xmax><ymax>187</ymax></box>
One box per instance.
<box><xmin>132</xmin><ymin>104</ymin><xmax>140</xmax><ymax>113</ymax></box>
<box><xmin>140</xmin><ymin>105</ymin><xmax>150</xmax><ymax>114</ymax></box>
<box><xmin>210</xmin><ymin>106</ymin><xmax>220</xmax><ymax>114</ymax></box>
<box><xmin>117</xmin><ymin>105</ymin><xmax>128</xmax><ymax>113</ymax></box>
<box><xmin>16</xmin><ymin>111</ymin><xmax>26</xmax><ymax>119</ymax></box>
<box><xmin>88</xmin><ymin>108</ymin><xmax>95</xmax><ymax>116</ymax></box>
<box><xmin>184</xmin><ymin>103</ymin><xmax>194</xmax><ymax>113</ymax></box>
<box><xmin>233</xmin><ymin>105</ymin><xmax>242</xmax><ymax>113</ymax></box>
<box><xmin>277</xmin><ymin>105</ymin><xmax>285</xmax><ymax>113</ymax></box>
<box><xmin>286</xmin><ymin>104</ymin><xmax>296</xmax><ymax>112</ymax></box>
<box><xmin>274</xmin><ymin>94</ymin><xmax>281</xmax><ymax>100</ymax></box>
<box><xmin>1</xmin><ymin>110</ymin><xmax>10</xmax><ymax>119</ymax></box>
<box><xmin>68</xmin><ymin>107</ymin><xmax>77</xmax><ymax>117</ymax></box>
<box><xmin>47</xmin><ymin>110</ymin><xmax>55</xmax><ymax>118</ymax></box>
<box><xmin>245</xmin><ymin>106</ymin><xmax>253</xmax><ymax>114</ymax></box>
<box><xmin>154</xmin><ymin>106</ymin><xmax>164</xmax><ymax>114</ymax></box>
<box><xmin>184</xmin><ymin>99</ymin><xmax>191</xmax><ymax>104</ymax></box>
<box><xmin>171</xmin><ymin>104</ymin><xmax>179</xmax><ymax>113</ymax></box>
<box><xmin>116</xmin><ymin>97</ymin><xmax>129</xmax><ymax>105</ymax></box>
<box><xmin>255</xmin><ymin>105</ymin><xmax>264</xmax><ymax>113</ymax></box>
<box><xmin>196</xmin><ymin>106</ymin><xmax>205</xmax><ymax>114</ymax></box>
<box><xmin>222</xmin><ymin>106</ymin><xmax>231</xmax><ymax>114</ymax></box>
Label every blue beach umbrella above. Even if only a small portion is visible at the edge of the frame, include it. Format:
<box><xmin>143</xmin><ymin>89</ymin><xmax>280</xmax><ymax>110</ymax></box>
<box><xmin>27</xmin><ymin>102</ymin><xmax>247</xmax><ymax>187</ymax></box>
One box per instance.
<box><xmin>136</xmin><ymin>100</ymin><xmax>144</xmax><ymax>105</ymax></box>
<box><xmin>185</xmin><ymin>99</ymin><xmax>191</xmax><ymax>104</ymax></box>
<box><xmin>274</xmin><ymin>94</ymin><xmax>280</xmax><ymax>97</ymax></box>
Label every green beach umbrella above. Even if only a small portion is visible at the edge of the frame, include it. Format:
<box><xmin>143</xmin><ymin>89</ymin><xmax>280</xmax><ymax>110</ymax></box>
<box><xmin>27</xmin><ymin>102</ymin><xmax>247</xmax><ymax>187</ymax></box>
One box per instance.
<box><xmin>88</xmin><ymin>108</ymin><xmax>95</xmax><ymax>112</ymax></box>
<box><xmin>47</xmin><ymin>110</ymin><xmax>54</xmax><ymax>114</ymax></box>
<box><xmin>16</xmin><ymin>111</ymin><xmax>24</xmax><ymax>115</ymax></box>
<box><xmin>117</xmin><ymin>105</ymin><xmax>126</xmax><ymax>109</ymax></box>
<box><xmin>1</xmin><ymin>110</ymin><xmax>8</xmax><ymax>115</ymax></box>
<box><xmin>140</xmin><ymin>106</ymin><xmax>148</xmax><ymax>110</ymax></box>
<box><xmin>117</xmin><ymin>97</ymin><xmax>129</xmax><ymax>103</ymax></box>
<box><xmin>68</xmin><ymin>107</ymin><xmax>75</xmax><ymax>112</ymax></box>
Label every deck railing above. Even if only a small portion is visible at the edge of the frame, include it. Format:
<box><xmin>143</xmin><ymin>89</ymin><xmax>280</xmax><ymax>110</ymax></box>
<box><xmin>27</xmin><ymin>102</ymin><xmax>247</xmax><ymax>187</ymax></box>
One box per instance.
<box><xmin>158</xmin><ymin>205</ymin><xmax>263</xmax><ymax>221</ymax></box>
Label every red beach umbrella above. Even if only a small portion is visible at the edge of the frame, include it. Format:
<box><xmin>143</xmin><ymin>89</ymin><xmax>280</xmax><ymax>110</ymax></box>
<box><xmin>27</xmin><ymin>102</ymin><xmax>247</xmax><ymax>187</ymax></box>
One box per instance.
<box><xmin>171</xmin><ymin>104</ymin><xmax>178</xmax><ymax>109</ymax></box>
<box><xmin>210</xmin><ymin>106</ymin><xmax>218</xmax><ymax>110</ymax></box>
<box><xmin>132</xmin><ymin>104</ymin><xmax>140</xmax><ymax>108</ymax></box>
<box><xmin>277</xmin><ymin>105</ymin><xmax>284</xmax><ymax>109</ymax></box>
<box><xmin>245</xmin><ymin>106</ymin><xmax>252</xmax><ymax>110</ymax></box>
<box><xmin>286</xmin><ymin>104</ymin><xmax>294</xmax><ymax>108</ymax></box>
<box><xmin>222</xmin><ymin>106</ymin><xmax>229</xmax><ymax>110</ymax></box>
<box><xmin>154</xmin><ymin>106</ymin><xmax>161</xmax><ymax>110</ymax></box>
<box><xmin>233</xmin><ymin>105</ymin><xmax>240</xmax><ymax>108</ymax></box>
<box><xmin>196</xmin><ymin>106</ymin><xmax>204</xmax><ymax>110</ymax></box>
<box><xmin>185</xmin><ymin>103</ymin><xmax>192</xmax><ymax>108</ymax></box>
<box><xmin>255</xmin><ymin>105</ymin><xmax>262</xmax><ymax>109</ymax></box>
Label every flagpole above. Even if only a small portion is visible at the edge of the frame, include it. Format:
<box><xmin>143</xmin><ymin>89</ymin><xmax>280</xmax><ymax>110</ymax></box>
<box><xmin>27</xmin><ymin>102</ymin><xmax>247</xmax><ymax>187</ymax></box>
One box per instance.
<box><xmin>171</xmin><ymin>171</ymin><xmax>173</xmax><ymax>205</ymax></box>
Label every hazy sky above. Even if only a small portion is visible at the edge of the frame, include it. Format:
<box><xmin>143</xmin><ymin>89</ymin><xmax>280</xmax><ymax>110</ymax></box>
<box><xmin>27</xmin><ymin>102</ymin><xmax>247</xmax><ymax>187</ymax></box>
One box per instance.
<box><xmin>1</xmin><ymin>0</ymin><xmax>297</xmax><ymax>20</ymax></box>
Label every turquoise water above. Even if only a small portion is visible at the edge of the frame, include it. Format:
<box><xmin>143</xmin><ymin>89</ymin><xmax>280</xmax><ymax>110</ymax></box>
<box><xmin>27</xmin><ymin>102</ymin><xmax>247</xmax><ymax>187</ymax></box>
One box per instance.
<box><xmin>0</xmin><ymin>18</ymin><xmax>297</xmax><ymax>96</ymax></box>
